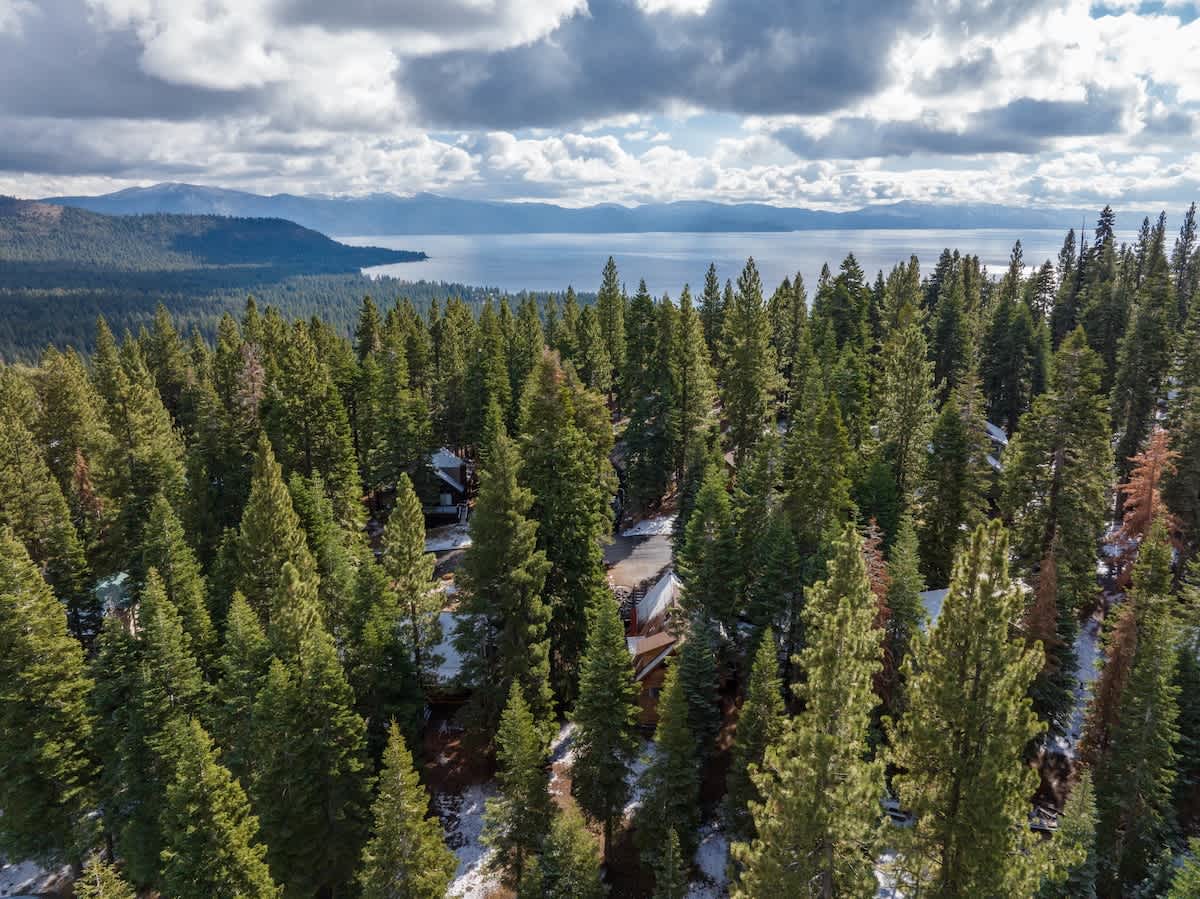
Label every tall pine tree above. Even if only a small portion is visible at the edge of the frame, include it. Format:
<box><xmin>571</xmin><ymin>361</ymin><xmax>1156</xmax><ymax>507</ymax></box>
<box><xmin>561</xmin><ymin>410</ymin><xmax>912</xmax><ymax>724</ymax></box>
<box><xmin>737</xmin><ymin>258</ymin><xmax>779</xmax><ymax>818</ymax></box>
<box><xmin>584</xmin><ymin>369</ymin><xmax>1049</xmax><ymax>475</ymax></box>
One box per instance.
<box><xmin>732</xmin><ymin>525</ymin><xmax>883</xmax><ymax>897</ymax></box>
<box><xmin>570</xmin><ymin>593</ymin><xmax>640</xmax><ymax>863</ymax></box>
<box><xmin>887</xmin><ymin>522</ymin><xmax>1047</xmax><ymax>897</ymax></box>
<box><xmin>357</xmin><ymin>721</ymin><xmax>457</xmax><ymax>899</ymax></box>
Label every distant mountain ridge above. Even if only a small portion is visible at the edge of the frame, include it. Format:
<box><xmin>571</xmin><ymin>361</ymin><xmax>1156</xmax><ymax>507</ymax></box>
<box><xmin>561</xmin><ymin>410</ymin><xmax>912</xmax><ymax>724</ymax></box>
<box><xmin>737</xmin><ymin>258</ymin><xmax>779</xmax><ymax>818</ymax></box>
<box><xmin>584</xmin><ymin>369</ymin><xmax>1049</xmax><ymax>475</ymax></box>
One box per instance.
<box><xmin>39</xmin><ymin>182</ymin><xmax>1118</xmax><ymax>236</ymax></box>
<box><xmin>0</xmin><ymin>196</ymin><xmax>424</xmax><ymax>270</ymax></box>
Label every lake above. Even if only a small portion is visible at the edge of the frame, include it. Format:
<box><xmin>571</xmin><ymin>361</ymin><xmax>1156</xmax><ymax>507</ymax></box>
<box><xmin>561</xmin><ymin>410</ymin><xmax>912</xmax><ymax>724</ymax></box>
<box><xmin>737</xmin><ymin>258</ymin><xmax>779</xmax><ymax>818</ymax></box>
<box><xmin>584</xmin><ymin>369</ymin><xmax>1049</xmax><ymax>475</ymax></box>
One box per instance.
<box><xmin>345</xmin><ymin>229</ymin><xmax>1095</xmax><ymax>298</ymax></box>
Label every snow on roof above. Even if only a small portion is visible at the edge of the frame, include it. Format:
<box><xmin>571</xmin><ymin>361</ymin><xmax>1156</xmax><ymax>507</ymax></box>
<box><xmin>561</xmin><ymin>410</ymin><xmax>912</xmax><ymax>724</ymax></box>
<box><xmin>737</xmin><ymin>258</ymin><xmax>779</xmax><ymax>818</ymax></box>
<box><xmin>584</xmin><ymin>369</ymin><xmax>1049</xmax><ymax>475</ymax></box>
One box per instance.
<box><xmin>985</xmin><ymin>421</ymin><xmax>1009</xmax><ymax>446</ymax></box>
<box><xmin>435</xmin><ymin>467</ymin><xmax>465</xmax><ymax>494</ymax></box>
<box><xmin>986</xmin><ymin>453</ymin><xmax>1002</xmax><ymax>472</ymax></box>
<box><xmin>433</xmin><ymin>446</ymin><xmax>464</xmax><ymax>469</ymax></box>
<box><xmin>637</xmin><ymin>570</ymin><xmax>681</xmax><ymax>629</ymax></box>
<box><xmin>919</xmin><ymin>588</ymin><xmax>949</xmax><ymax>629</ymax></box>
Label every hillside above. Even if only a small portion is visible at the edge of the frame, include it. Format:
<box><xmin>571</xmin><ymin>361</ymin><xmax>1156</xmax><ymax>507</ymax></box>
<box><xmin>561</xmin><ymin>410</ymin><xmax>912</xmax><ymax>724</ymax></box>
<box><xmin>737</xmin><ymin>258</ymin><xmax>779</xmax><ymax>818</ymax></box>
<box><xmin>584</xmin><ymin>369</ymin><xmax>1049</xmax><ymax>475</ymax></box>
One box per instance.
<box><xmin>39</xmin><ymin>182</ymin><xmax>1117</xmax><ymax>236</ymax></box>
<box><xmin>0</xmin><ymin>196</ymin><xmax>424</xmax><ymax>270</ymax></box>
<box><xmin>0</xmin><ymin>197</ymin><xmax>442</xmax><ymax>360</ymax></box>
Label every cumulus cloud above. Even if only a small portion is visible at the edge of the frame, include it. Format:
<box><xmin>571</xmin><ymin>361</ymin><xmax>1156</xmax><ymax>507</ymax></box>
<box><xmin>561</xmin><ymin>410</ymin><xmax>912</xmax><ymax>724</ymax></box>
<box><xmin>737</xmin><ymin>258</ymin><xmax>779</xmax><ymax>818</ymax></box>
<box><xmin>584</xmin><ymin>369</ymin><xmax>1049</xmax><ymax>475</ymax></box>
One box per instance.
<box><xmin>0</xmin><ymin>0</ymin><xmax>1198</xmax><ymax>210</ymax></box>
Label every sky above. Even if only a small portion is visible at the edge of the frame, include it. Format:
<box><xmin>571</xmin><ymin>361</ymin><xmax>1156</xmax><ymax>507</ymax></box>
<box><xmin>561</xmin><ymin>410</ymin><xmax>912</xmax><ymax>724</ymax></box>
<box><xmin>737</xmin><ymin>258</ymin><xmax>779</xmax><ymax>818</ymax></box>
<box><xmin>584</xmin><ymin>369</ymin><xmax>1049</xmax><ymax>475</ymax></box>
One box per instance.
<box><xmin>2</xmin><ymin>0</ymin><xmax>1199</xmax><ymax>210</ymax></box>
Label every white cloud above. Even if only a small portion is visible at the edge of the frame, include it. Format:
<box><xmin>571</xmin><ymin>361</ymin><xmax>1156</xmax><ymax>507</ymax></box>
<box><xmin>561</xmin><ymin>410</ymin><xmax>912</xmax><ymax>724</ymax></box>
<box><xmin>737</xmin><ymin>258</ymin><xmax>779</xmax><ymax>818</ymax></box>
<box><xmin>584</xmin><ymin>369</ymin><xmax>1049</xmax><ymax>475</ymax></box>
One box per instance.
<box><xmin>2</xmin><ymin>0</ymin><xmax>1199</xmax><ymax>212</ymax></box>
<box><xmin>635</xmin><ymin>0</ymin><xmax>713</xmax><ymax>15</ymax></box>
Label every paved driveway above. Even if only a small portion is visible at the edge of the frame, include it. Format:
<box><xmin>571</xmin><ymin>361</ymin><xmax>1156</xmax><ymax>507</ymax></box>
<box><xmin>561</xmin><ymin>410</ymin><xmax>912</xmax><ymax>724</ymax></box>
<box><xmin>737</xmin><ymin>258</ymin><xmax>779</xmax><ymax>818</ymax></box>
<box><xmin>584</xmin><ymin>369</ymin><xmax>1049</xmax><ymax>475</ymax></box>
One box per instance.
<box><xmin>604</xmin><ymin>533</ymin><xmax>673</xmax><ymax>588</ymax></box>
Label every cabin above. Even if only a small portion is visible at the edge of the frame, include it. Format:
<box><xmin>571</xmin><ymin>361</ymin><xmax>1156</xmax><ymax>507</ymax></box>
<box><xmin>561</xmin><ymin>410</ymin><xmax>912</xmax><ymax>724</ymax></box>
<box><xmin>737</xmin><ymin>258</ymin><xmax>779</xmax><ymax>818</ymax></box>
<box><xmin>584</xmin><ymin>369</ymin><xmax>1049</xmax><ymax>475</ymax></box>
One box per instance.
<box><xmin>625</xmin><ymin>570</ymin><xmax>684</xmax><ymax>726</ymax></box>
<box><xmin>427</xmin><ymin>447</ymin><xmax>470</xmax><ymax>522</ymax></box>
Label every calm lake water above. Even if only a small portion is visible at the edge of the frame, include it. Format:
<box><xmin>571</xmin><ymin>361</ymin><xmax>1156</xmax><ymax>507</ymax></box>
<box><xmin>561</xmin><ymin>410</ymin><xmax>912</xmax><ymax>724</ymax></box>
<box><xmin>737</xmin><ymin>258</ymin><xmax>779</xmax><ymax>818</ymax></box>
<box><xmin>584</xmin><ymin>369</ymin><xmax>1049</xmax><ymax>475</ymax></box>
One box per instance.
<box><xmin>346</xmin><ymin>229</ymin><xmax>1088</xmax><ymax>297</ymax></box>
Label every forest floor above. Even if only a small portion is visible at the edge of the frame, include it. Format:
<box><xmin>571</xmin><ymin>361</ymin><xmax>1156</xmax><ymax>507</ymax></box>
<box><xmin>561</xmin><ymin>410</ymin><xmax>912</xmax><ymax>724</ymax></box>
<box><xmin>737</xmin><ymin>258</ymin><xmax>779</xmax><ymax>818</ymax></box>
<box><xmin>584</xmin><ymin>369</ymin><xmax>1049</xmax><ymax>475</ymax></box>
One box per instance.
<box><xmin>0</xmin><ymin>858</ymin><xmax>72</xmax><ymax>898</ymax></box>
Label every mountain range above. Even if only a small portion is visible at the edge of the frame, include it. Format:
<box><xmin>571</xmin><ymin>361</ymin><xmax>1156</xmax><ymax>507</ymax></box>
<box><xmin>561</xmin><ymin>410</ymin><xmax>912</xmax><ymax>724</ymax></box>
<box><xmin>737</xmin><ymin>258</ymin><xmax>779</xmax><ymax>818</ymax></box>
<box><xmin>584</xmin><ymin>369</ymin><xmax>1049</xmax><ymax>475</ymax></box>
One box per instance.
<box><xmin>39</xmin><ymin>182</ymin><xmax>1117</xmax><ymax>237</ymax></box>
<box><xmin>0</xmin><ymin>196</ymin><xmax>422</xmax><ymax>271</ymax></box>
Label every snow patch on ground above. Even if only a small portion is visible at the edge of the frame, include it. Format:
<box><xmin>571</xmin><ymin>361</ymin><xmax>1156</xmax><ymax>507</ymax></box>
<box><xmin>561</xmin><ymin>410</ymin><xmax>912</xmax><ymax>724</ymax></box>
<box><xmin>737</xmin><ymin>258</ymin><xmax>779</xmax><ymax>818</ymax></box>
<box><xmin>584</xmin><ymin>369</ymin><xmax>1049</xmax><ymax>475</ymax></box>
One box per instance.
<box><xmin>435</xmin><ymin>782</ymin><xmax>499</xmax><ymax>899</ymax></box>
<box><xmin>686</xmin><ymin>819</ymin><xmax>729</xmax><ymax>898</ymax></box>
<box><xmin>875</xmin><ymin>850</ymin><xmax>907</xmax><ymax>898</ymax></box>
<box><xmin>0</xmin><ymin>859</ymin><xmax>72</xmax><ymax>897</ymax></box>
<box><xmin>623</xmin><ymin>739</ymin><xmax>659</xmax><ymax>820</ymax></box>
<box><xmin>426</xmin><ymin>524</ymin><xmax>472</xmax><ymax>553</ymax></box>
<box><xmin>549</xmin><ymin>722</ymin><xmax>577</xmax><ymax>799</ymax></box>
<box><xmin>621</xmin><ymin>515</ymin><xmax>677</xmax><ymax>537</ymax></box>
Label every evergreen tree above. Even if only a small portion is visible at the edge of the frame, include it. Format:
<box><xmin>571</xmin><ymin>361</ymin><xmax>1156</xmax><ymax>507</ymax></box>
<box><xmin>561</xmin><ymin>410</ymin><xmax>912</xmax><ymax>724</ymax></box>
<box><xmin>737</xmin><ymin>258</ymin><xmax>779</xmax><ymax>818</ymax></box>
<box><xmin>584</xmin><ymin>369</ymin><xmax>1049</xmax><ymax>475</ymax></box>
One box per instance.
<box><xmin>118</xmin><ymin>568</ymin><xmax>210</xmax><ymax>885</ymax></box>
<box><xmin>597</xmin><ymin>256</ymin><xmax>626</xmax><ymax>402</ymax></box>
<box><xmin>624</xmin><ymin>291</ymin><xmax>677</xmax><ymax>512</ymax></box>
<box><xmin>0</xmin><ymin>528</ymin><xmax>98</xmax><ymax>864</ymax></box>
<box><xmin>466</xmin><ymin>301</ymin><xmax>512</xmax><ymax>447</ymax></box>
<box><xmin>982</xmin><ymin>294</ymin><xmax>1045</xmax><ymax>435</ymax></box>
<box><xmin>725</xmin><ymin>628</ymin><xmax>785</xmax><ymax>840</ymax></box>
<box><xmin>1169</xmin><ymin>840</ymin><xmax>1200</xmax><ymax>899</ymax></box>
<box><xmin>264</xmin><ymin>322</ymin><xmax>362</xmax><ymax>523</ymax></box>
<box><xmin>158</xmin><ymin>718</ymin><xmax>280</xmax><ymax>899</ymax></box>
<box><xmin>102</xmin><ymin>334</ymin><xmax>188</xmax><ymax>559</ymax></box>
<box><xmin>652</xmin><ymin>829</ymin><xmax>689</xmax><ymax>899</ymax></box>
<box><xmin>677</xmin><ymin>466</ymin><xmax>739</xmax><ymax>637</ymax></box>
<box><xmin>519</xmin><ymin>351</ymin><xmax>614</xmax><ymax>700</ymax></box>
<box><xmin>783</xmin><ymin>388</ymin><xmax>855</xmax><ymax>563</ymax></box>
<box><xmin>34</xmin><ymin>346</ymin><xmax>116</xmax><ymax>517</ymax></box>
<box><xmin>1094</xmin><ymin>524</ymin><xmax>1180</xmax><ymax>895</ymax></box>
<box><xmin>357</xmin><ymin>722</ymin><xmax>457</xmax><ymax>899</ymax></box>
<box><xmin>574</xmin><ymin>305</ymin><xmax>612</xmax><ymax>396</ymax></box>
<box><xmin>732</xmin><ymin>524</ymin><xmax>883</xmax><ymax>898</ymax></box>
<box><xmin>0</xmin><ymin>412</ymin><xmax>94</xmax><ymax>635</ymax></box>
<box><xmin>454</xmin><ymin>431</ymin><xmax>554</xmax><ymax>737</ymax></box>
<box><xmin>142</xmin><ymin>492</ymin><xmax>215</xmax><ymax>673</ymax></box>
<box><xmin>876</xmin><ymin>306</ymin><xmax>935</xmax><ymax>502</ymax></box>
<box><xmin>882</xmin><ymin>515</ymin><xmax>925</xmax><ymax>717</ymax></box>
<box><xmin>1078</xmin><ymin>236</ymin><xmax>1128</xmax><ymax>390</ymax></box>
<box><xmin>235</xmin><ymin>434</ymin><xmax>318</xmax><ymax>624</ymax></box>
<box><xmin>347</xmin><ymin>544</ymin><xmax>424</xmax><ymax>758</ymax></box>
<box><xmin>571</xmin><ymin>593</ymin><xmax>639</xmax><ymax>863</ymax></box>
<box><xmin>251</xmin><ymin>615</ymin><xmax>372</xmax><ymax>898</ymax></box>
<box><xmin>918</xmin><ymin>378</ymin><xmax>991</xmax><ymax>586</ymax></box>
<box><xmin>382</xmin><ymin>473</ymin><xmax>442</xmax><ymax>689</ymax></box>
<box><xmin>671</xmin><ymin>284</ymin><xmax>716</xmax><ymax>480</ymax></box>
<box><xmin>1112</xmin><ymin>215</ymin><xmax>1176</xmax><ymax>476</ymax></box>
<box><xmin>1040</xmin><ymin>771</ymin><xmax>1098</xmax><ymax>899</ymax></box>
<box><xmin>887</xmin><ymin>522</ymin><xmax>1047</xmax><ymax>897</ymax></box>
<box><xmin>744</xmin><ymin>506</ymin><xmax>800</xmax><ymax>639</ymax></box>
<box><xmin>484</xmin><ymin>683</ymin><xmax>553</xmax><ymax>885</ymax></box>
<box><xmin>288</xmin><ymin>472</ymin><xmax>359</xmax><ymax>648</ymax></box>
<box><xmin>1002</xmin><ymin>328</ymin><xmax>1112</xmax><ymax>730</ymax></box>
<box><xmin>636</xmin><ymin>665</ymin><xmax>701</xmax><ymax>868</ymax></box>
<box><xmin>531</xmin><ymin>808</ymin><xmax>605</xmax><ymax>899</ymax></box>
<box><xmin>214</xmin><ymin>591</ymin><xmax>269</xmax><ymax>784</ymax></box>
<box><xmin>929</xmin><ymin>261</ymin><xmax>970</xmax><ymax>401</ymax></box>
<box><xmin>700</xmin><ymin>261</ymin><xmax>725</xmax><ymax>361</ymax></box>
<box><xmin>1171</xmin><ymin>202</ymin><xmax>1198</xmax><ymax>319</ymax></box>
<box><xmin>677</xmin><ymin>616</ymin><xmax>721</xmax><ymax>753</ymax></box>
<box><xmin>144</xmin><ymin>304</ymin><xmax>190</xmax><ymax>423</ymax></box>
<box><xmin>1166</xmin><ymin>300</ymin><xmax>1200</xmax><ymax>561</ymax></box>
<box><xmin>74</xmin><ymin>855</ymin><xmax>136</xmax><ymax>899</ymax></box>
<box><xmin>721</xmin><ymin>258</ymin><xmax>777</xmax><ymax>463</ymax></box>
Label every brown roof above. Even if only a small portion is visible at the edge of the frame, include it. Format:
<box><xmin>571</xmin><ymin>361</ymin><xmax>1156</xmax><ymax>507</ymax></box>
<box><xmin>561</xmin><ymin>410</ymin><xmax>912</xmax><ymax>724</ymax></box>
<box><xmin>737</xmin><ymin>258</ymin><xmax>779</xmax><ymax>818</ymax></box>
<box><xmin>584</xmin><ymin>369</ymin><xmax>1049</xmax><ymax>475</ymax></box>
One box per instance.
<box><xmin>633</xmin><ymin>630</ymin><xmax>676</xmax><ymax>659</ymax></box>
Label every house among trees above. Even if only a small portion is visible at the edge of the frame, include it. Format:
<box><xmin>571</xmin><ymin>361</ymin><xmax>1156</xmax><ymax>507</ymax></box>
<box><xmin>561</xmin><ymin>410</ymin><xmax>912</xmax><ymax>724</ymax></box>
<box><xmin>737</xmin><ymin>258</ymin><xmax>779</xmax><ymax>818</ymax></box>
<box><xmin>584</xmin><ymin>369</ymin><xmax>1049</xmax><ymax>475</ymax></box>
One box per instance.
<box><xmin>626</xmin><ymin>570</ymin><xmax>683</xmax><ymax>725</ymax></box>
<box><xmin>425</xmin><ymin>446</ymin><xmax>471</xmax><ymax>522</ymax></box>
